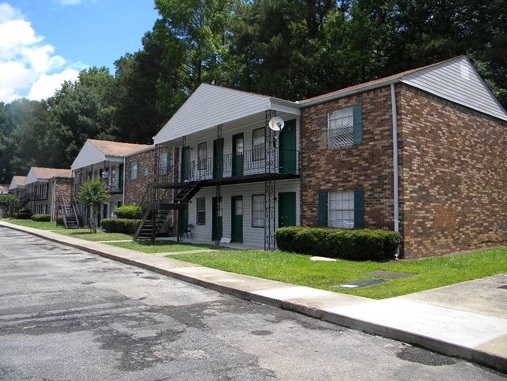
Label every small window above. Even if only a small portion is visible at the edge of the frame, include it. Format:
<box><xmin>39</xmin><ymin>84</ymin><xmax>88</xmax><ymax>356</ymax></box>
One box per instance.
<box><xmin>159</xmin><ymin>151</ymin><xmax>170</xmax><ymax>175</ymax></box>
<box><xmin>252</xmin><ymin>128</ymin><xmax>265</xmax><ymax>161</ymax></box>
<box><xmin>129</xmin><ymin>160</ymin><xmax>139</xmax><ymax>180</ymax></box>
<box><xmin>328</xmin><ymin>106</ymin><xmax>354</xmax><ymax>148</ymax></box>
<box><xmin>252</xmin><ymin>194</ymin><xmax>265</xmax><ymax>227</ymax></box>
<box><xmin>196</xmin><ymin>197</ymin><xmax>206</xmax><ymax>225</ymax></box>
<box><xmin>328</xmin><ymin>191</ymin><xmax>355</xmax><ymax>228</ymax></box>
<box><xmin>198</xmin><ymin>142</ymin><xmax>208</xmax><ymax>170</ymax></box>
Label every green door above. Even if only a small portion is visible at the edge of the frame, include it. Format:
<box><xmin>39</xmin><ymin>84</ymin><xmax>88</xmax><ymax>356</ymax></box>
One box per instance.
<box><xmin>278</xmin><ymin>192</ymin><xmax>296</xmax><ymax>228</ymax></box>
<box><xmin>212</xmin><ymin>197</ymin><xmax>223</xmax><ymax>241</ymax></box>
<box><xmin>231</xmin><ymin>196</ymin><xmax>243</xmax><ymax>242</ymax></box>
<box><xmin>182</xmin><ymin>146</ymin><xmax>191</xmax><ymax>181</ymax></box>
<box><xmin>178</xmin><ymin>205</ymin><xmax>189</xmax><ymax>236</ymax></box>
<box><xmin>232</xmin><ymin>133</ymin><xmax>244</xmax><ymax>177</ymax></box>
<box><xmin>279</xmin><ymin>119</ymin><xmax>297</xmax><ymax>174</ymax></box>
<box><xmin>213</xmin><ymin>138</ymin><xmax>224</xmax><ymax>179</ymax></box>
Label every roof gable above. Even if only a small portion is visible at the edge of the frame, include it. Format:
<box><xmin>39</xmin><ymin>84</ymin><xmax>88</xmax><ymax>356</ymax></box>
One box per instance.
<box><xmin>401</xmin><ymin>56</ymin><xmax>507</xmax><ymax>121</ymax></box>
<box><xmin>154</xmin><ymin>84</ymin><xmax>299</xmax><ymax>144</ymax></box>
<box><xmin>299</xmin><ymin>56</ymin><xmax>507</xmax><ymax>122</ymax></box>
<box><xmin>71</xmin><ymin>139</ymin><xmax>152</xmax><ymax>170</ymax></box>
<box><xmin>25</xmin><ymin>167</ymin><xmax>72</xmax><ymax>185</ymax></box>
<box><xmin>8</xmin><ymin>176</ymin><xmax>26</xmax><ymax>190</ymax></box>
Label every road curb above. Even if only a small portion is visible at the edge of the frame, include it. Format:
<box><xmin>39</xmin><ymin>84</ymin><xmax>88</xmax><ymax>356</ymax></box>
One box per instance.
<box><xmin>1</xmin><ymin>222</ymin><xmax>506</xmax><ymax>374</ymax></box>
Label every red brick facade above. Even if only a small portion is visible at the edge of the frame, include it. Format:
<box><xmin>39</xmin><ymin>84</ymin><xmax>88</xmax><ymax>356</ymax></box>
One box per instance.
<box><xmin>398</xmin><ymin>85</ymin><xmax>507</xmax><ymax>258</ymax></box>
<box><xmin>300</xmin><ymin>83</ymin><xmax>507</xmax><ymax>258</ymax></box>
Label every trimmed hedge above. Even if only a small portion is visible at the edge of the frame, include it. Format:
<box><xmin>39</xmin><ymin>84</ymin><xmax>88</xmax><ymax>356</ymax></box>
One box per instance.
<box><xmin>113</xmin><ymin>204</ymin><xmax>143</xmax><ymax>219</ymax></box>
<box><xmin>275</xmin><ymin>226</ymin><xmax>402</xmax><ymax>261</ymax></box>
<box><xmin>13</xmin><ymin>212</ymin><xmax>32</xmax><ymax>219</ymax></box>
<box><xmin>101</xmin><ymin>218</ymin><xmax>141</xmax><ymax>234</ymax></box>
<box><xmin>31</xmin><ymin>214</ymin><xmax>51</xmax><ymax>222</ymax></box>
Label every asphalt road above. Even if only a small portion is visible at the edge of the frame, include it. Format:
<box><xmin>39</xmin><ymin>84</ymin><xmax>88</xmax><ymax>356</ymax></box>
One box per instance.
<box><xmin>0</xmin><ymin>227</ymin><xmax>505</xmax><ymax>381</ymax></box>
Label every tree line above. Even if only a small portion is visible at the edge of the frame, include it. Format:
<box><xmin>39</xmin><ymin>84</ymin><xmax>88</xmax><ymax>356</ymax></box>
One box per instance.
<box><xmin>1</xmin><ymin>0</ymin><xmax>505</xmax><ymax>183</ymax></box>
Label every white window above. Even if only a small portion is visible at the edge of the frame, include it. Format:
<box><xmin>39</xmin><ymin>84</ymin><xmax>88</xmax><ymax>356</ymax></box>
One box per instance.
<box><xmin>328</xmin><ymin>106</ymin><xmax>354</xmax><ymax>148</ymax></box>
<box><xmin>252</xmin><ymin>194</ymin><xmax>265</xmax><ymax>227</ymax></box>
<box><xmin>129</xmin><ymin>160</ymin><xmax>139</xmax><ymax>180</ymax></box>
<box><xmin>329</xmin><ymin>191</ymin><xmax>354</xmax><ymax>228</ymax></box>
<box><xmin>198</xmin><ymin>142</ymin><xmax>207</xmax><ymax>170</ymax></box>
<box><xmin>252</xmin><ymin>128</ymin><xmax>265</xmax><ymax>161</ymax></box>
<box><xmin>196</xmin><ymin>197</ymin><xmax>206</xmax><ymax>225</ymax></box>
<box><xmin>159</xmin><ymin>151</ymin><xmax>170</xmax><ymax>175</ymax></box>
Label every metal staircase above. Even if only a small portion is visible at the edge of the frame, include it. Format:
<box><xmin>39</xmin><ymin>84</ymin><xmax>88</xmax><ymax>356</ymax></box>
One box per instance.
<box><xmin>133</xmin><ymin>180</ymin><xmax>204</xmax><ymax>243</ymax></box>
<box><xmin>61</xmin><ymin>196</ymin><xmax>80</xmax><ymax>229</ymax></box>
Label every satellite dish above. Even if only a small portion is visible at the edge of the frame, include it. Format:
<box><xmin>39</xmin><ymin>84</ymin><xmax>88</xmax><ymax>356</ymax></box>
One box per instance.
<box><xmin>268</xmin><ymin>116</ymin><xmax>285</xmax><ymax>132</ymax></box>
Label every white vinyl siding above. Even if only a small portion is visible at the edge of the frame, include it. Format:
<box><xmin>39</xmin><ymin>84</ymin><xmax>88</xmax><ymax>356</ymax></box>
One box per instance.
<box><xmin>186</xmin><ymin>180</ymin><xmax>299</xmax><ymax>247</ymax></box>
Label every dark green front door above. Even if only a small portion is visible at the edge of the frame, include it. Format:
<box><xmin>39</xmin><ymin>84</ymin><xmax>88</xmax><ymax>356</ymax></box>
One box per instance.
<box><xmin>231</xmin><ymin>196</ymin><xmax>243</xmax><ymax>242</ymax></box>
<box><xmin>182</xmin><ymin>146</ymin><xmax>191</xmax><ymax>181</ymax></box>
<box><xmin>278</xmin><ymin>192</ymin><xmax>296</xmax><ymax>228</ymax></box>
<box><xmin>232</xmin><ymin>133</ymin><xmax>244</xmax><ymax>177</ymax></box>
<box><xmin>212</xmin><ymin>197</ymin><xmax>223</xmax><ymax>241</ymax></box>
<box><xmin>279</xmin><ymin>119</ymin><xmax>297</xmax><ymax>174</ymax></box>
<box><xmin>213</xmin><ymin>138</ymin><xmax>224</xmax><ymax>179</ymax></box>
<box><xmin>178</xmin><ymin>205</ymin><xmax>189</xmax><ymax>235</ymax></box>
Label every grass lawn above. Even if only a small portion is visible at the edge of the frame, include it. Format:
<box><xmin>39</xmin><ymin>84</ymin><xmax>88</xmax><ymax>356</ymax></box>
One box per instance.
<box><xmin>107</xmin><ymin>240</ymin><xmax>227</xmax><ymax>253</ymax></box>
<box><xmin>173</xmin><ymin>247</ymin><xmax>507</xmax><ymax>299</ymax></box>
<box><xmin>1</xmin><ymin>218</ymin><xmax>132</xmax><ymax>242</ymax></box>
<box><xmin>3</xmin><ymin>218</ymin><xmax>507</xmax><ymax>299</ymax></box>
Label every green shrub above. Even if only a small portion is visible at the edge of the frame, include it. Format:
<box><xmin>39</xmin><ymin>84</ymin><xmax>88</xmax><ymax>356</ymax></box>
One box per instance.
<box><xmin>113</xmin><ymin>204</ymin><xmax>143</xmax><ymax>219</ymax></box>
<box><xmin>275</xmin><ymin>226</ymin><xmax>402</xmax><ymax>261</ymax></box>
<box><xmin>56</xmin><ymin>216</ymin><xmax>65</xmax><ymax>226</ymax></box>
<box><xmin>31</xmin><ymin>214</ymin><xmax>51</xmax><ymax>222</ymax></box>
<box><xmin>101</xmin><ymin>218</ymin><xmax>141</xmax><ymax>234</ymax></box>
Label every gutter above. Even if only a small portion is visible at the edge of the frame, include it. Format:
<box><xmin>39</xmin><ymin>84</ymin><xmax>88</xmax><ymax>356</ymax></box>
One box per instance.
<box><xmin>390</xmin><ymin>84</ymin><xmax>400</xmax><ymax>257</ymax></box>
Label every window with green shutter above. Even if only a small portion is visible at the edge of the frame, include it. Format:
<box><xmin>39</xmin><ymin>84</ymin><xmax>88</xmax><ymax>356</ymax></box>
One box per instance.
<box><xmin>328</xmin><ymin>103</ymin><xmax>363</xmax><ymax>148</ymax></box>
<box><xmin>319</xmin><ymin>189</ymin><xmax>365</xmax><ymax>228</ymax></box>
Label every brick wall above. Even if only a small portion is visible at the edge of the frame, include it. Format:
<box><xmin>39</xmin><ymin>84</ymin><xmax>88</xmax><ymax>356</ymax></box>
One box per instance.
<box><xmin>398</xmin><ymin>85</ymin><xmax>507</xmax><ymax>258</ymax></box>
<box><xmin>300</xmin><ymin>82</ymin><xmax>507</xmax><ymax>259</ymax></box>
<box><xmin>300</xmin><ymin>85</ymin><xmax>396</xmax><ymax>233</ymax></box>
<box><xmin>51</xmin><ymin>178</ymin><xmax>72</xmax><ymax>221</ymax></box>
<box><xmin>124</xmin><ymin>146</ymin><xmax>174</xmax><ymax>205</ymax></box>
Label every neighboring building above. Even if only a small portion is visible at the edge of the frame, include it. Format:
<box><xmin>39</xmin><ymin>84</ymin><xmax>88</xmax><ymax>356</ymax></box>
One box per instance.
<box><xmin>8</xmin><ymin>176</ymin><xmax>26</xmax><ymax>201</ymax></box>
<box><xmin>0</xmin><ymin>184</ymin><xmax>9</xmax><ymax>194</ymax></box>
<box><xmin>299</xmin><ymin>56</ymin><xmax>507</xmax><ymax>258</ymax></box>
<box><xmin>135</xmin><ymin>56</ymin><xmax>507</xmax><ymax>258</ymax></box>
<box><xmin>23</xmin><ymin>167</ymin><xmax>73</xmax><ymax>221</ymax></box>
<box><xmin>71</xmin><ymin>139</ymin><xmax>152</xmax><ymax>226</ymax></box>
<box><xmin>134</xmin><ymin>83</ymin><xmax>301</xmax><ymax>247</ymax></box>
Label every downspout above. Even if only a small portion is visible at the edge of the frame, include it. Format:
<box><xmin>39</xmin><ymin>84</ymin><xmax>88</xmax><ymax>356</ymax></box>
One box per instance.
<box><xmin>390</xmin><ymin>83</ymin><xmax>400</xmax><ymax>258</ymax></box>
<box><xmin>122</xmin><ymin>156</ymin><xmax>126</xmax><ymax>205</ymax></box>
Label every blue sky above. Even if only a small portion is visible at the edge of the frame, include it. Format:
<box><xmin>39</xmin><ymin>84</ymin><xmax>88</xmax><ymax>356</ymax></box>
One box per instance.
<box><xmin>0</xmin><ymin>0</ymin><xmax>159</xmax><ymax>103</ymax></box>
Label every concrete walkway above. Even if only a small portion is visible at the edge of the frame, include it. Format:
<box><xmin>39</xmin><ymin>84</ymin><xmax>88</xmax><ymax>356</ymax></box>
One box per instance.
<box><xmin>1</xmin><ymin>220</ymin><xmax>506</xmax><ymax>373</ymax></box>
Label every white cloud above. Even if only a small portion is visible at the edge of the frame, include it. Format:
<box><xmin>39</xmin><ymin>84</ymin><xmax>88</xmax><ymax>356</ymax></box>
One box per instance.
<box><xmin>28</xmin><ymin>68</ymin><xmax>79</xmax><ymax>100</ymax></box>
<box><xmin>0</xmin><ymin>3</ymin><xmax>83</xmax><ymax>103</ymax></box>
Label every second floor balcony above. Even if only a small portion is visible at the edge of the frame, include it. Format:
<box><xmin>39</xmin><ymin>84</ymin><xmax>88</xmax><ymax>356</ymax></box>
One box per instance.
<box><xmin>176</xmin><ymin>147</ymin><xmax>300</xmax><ymax>184</ymax></box>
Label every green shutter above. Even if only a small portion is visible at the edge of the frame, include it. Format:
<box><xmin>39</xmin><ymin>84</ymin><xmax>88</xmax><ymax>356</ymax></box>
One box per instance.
<box><xmin>318</xmin><ymin>190</ymin><xmax>328</xmax><ymax>226</ymax></box>
<box><xmin>354</xmin><ymin>189</ymin><xmax>364</xmax><ymax>228</ymax></box>
<box><xmin>353</xmin><ymin>103</ymin><xmax>363</xmax><ymax>145</ymax></box>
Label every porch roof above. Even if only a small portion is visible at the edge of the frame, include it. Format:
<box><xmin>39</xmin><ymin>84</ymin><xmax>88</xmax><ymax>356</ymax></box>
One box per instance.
<box><xmin>153</xmin><ymin>84</ymin><xmax>300</xmax><ymax>145</ymax></box>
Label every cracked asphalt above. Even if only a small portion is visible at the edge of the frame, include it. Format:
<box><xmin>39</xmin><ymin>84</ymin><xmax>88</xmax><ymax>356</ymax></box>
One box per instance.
<box><xmin>0</xmin><ymin>227</ymin><xmax>505</xmax><ymax>380</ymax></box>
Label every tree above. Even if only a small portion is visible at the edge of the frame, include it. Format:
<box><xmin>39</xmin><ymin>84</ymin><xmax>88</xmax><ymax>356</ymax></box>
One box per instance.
<box><xmin>0</xmin><ymin>194</ymin><xmax>20</xmax><ymax>217</ymax></box>
<box><xmin>76</xmin><ymin>180</ymin><xmax>111</xmax><ymax>233</ymax></box>
<box><xmin>45</xmin><ymin>67</ymin><xmax>118</xmax><ymax>167</ymax></box>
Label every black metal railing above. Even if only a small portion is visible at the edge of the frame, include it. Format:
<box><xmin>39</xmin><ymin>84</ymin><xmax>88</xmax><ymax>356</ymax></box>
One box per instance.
<box><xmin>179</xmin><ymin>148</ymin><xmax>300</xmax><ymax>182</ymax></box>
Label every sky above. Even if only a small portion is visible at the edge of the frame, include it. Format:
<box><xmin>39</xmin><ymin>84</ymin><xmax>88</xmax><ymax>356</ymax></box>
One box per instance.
<box><xmin>0</xmin><ymin>0</ymin><xmax>159</xmax><ymax>103</ymax></box>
